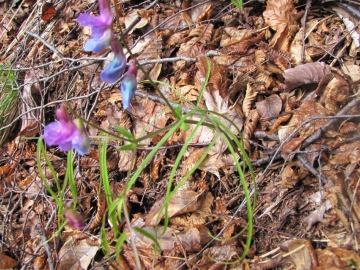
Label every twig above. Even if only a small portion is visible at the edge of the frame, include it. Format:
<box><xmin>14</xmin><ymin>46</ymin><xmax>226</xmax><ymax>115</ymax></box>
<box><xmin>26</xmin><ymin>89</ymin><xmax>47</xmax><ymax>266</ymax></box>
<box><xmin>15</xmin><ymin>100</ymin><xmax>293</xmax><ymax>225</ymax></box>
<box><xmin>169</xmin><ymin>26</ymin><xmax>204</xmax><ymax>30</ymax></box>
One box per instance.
<box><xmin>298</xmin><ymin>154</ymin><xmax>328</xmax><ymax>183</ymax></box>
<box><xmin>25</xmin><ymin>31</ymin><xmax>71</xmax><ymax>65</ymax></box>
<box><xmin>35</xmin><ymin>224</ymin><xmax>54</xmax><ymax>270</ymax></box>
<box><xmin>302</xmin><ymin>96</ymin><xmax>360</xmax><ymax>148</ymax></box>
<box><xmin>301</xmin><ymin>0</ymin><xmax>312</xmax><ymax>62</ymax></box>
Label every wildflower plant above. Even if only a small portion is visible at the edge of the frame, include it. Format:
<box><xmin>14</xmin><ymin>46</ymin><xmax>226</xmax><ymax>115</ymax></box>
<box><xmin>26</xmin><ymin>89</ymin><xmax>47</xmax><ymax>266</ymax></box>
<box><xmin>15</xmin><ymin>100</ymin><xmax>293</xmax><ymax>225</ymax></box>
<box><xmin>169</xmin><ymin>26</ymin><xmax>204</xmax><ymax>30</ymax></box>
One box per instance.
<box><xmin>36</xmin><ymin>0</ymin><xmax>256</xmax><ymax>267</ymax></box>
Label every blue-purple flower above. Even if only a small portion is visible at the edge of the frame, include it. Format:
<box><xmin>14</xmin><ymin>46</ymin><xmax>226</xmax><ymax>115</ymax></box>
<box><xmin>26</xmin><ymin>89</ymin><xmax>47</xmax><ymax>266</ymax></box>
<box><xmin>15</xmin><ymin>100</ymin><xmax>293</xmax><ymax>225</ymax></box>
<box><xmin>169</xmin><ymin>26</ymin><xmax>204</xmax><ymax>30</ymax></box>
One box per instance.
<box><xmin>42</xmin><ymin>105</ymin><xmax>90</xmax><ymax>155</ymax></box>
<box><xmin>120</xmin><ymin>62</ymin><xmax>138</xmax><ymax>109</ymax></box>
<box><xmin>100</xmin><ymin>40</ymin><xmax>126</xmax><ymax>83</ymax></box>
<box><xmin>77</xmin><ymin>0</ymin><xmax>113</xmax><ymax>53</ymax></box>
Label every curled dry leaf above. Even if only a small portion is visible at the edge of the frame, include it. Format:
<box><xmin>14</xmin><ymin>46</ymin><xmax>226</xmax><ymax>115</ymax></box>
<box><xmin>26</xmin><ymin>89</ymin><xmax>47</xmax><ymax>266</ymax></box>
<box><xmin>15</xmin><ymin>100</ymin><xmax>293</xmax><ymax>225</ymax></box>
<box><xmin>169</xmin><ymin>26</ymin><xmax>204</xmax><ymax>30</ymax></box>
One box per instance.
<box><xmin>284</xmin><ymin>62</ymin><xmax>331</xmax><ymax>90</ymax></box>
<box><xmin>189</xmin><ymin>24</ymin><xmax>214</xmax><ymax>44</ymax></box>
<box><xmin>243</xmin><ymin>83</ymin><xmax>258</xmax><ymax>117</ymax></box>
<box><xmin>243</xmin><ymin>109</ymin><xmax>260</xmax><ymax>152</ymax></box>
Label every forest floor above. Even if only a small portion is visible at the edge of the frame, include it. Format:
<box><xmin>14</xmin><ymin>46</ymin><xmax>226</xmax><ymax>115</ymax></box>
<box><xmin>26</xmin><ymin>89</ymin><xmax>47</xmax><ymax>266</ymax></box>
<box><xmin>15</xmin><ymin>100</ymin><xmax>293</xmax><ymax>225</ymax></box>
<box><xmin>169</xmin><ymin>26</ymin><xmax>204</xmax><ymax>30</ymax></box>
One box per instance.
<box><xmin>0</xmin><ymin>0</ymin><xmax>360</xmax><ymax>269</ymax></box>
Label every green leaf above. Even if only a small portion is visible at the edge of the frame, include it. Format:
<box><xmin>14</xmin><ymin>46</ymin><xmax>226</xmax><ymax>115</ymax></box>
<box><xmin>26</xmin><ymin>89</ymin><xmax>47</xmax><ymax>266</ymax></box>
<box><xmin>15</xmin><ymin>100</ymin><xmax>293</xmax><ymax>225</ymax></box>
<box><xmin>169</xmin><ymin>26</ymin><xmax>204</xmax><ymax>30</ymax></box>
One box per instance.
<box><xmin>115</xmin><ymin>126</ymin><xmax>134</xmax><ymax>140</ymax></box>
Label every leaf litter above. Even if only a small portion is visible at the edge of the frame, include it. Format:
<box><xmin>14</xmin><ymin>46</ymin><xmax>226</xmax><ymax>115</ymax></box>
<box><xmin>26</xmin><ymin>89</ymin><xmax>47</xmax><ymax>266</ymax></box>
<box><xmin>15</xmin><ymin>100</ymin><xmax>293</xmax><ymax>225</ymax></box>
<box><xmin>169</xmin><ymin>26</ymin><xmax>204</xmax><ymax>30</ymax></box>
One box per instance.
<box><xmin>0</xmin><ymin>0</ymin><xmax>360</xmax><ymax>269</ymax></box>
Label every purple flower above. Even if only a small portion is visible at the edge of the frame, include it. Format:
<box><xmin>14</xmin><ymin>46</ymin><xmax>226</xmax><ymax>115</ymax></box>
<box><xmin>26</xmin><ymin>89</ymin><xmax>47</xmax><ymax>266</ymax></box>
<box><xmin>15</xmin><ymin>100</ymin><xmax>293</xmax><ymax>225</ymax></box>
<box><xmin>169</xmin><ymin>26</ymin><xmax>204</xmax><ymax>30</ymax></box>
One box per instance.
<box><xmin>72</xmin><ymin>119</ymin><xmax>91</xmax><ymax>156</ymax></box>
<box><xmin>100</xmin><ymin>40</ymin><xmax>126</xmax><ymax>83</ymax></box>
<box><xmin>120</xmin><ymin>62</ymin><xmax>138</xmax><ymax>110</ymax></box>
<box><xmin>42</xmin><ymin>105</ymin><xmax>90</xmax><ymax>155</ymax></box>
<box><xmin>65</xmin><ymin>209</ymin><xmax>85</xmax><ymax>230</ymax></box>
<box><xmin>77</xmin><ymin>0</ymin><xmax>113</xmax><ymax>53</ymax></box>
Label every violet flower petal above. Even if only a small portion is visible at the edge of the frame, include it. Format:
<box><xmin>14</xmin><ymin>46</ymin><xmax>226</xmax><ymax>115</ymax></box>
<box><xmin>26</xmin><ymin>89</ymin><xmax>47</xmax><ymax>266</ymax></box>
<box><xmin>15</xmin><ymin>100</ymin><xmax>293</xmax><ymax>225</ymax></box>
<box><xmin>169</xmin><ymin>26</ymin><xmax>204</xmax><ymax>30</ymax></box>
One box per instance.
<box><xmin>100</xmin><ymin>40</ymin><xmax>126</xmax><ymax>83</ymax></box>
<box><xmin>77</xmin><ymin>0</ymin><xmax>113</xmax><ymax>53</ymax></box>
<box><xmin>72</xmin><ymin>119</ymin><xmax>90</xmax><ymax>156</ymax></box>
<box><xmin>120</xmin><ymin>62</ymin><xmax>138</xmax><ymax>110</ymax></box>
<box><xmin>65</xmin><ymin>209</ymin><xmax>85</xmax><ymax>230</ymax></box>
<box><xmin>42</xmin><ymin>105</ymin><xmax>90</xmax><ymax>155</ymax></box>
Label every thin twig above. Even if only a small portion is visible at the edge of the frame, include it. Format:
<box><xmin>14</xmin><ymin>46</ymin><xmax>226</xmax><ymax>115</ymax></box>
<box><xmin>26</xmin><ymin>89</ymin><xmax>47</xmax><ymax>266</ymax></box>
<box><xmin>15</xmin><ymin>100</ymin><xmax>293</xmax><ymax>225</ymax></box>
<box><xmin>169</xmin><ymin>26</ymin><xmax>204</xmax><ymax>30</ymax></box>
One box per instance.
<box><xmin>35</xmin><ymin>224</ymin><xmax>54</xmax><ymax>270</ymax></box>
<box><xmin>298</xmin><ymin>154</ymin><xmax>328</xmax><ymax>183</ymax></box>
<box><xmin>301</xmin><ymin>0</ymin><xmax>312</xmax><ymax>62</ymax></box>
<box><xmin>25</xmin><ymin>31</ymin><xmax>71</xmax><ymax>65</ymax></box>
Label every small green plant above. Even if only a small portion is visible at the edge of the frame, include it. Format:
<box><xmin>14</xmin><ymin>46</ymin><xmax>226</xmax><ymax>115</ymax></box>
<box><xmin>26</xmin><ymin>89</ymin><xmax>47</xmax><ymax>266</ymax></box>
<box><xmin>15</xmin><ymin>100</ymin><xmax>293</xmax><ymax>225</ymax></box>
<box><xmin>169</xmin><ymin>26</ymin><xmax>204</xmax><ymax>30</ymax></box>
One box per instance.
<box><xmin>231</xmin><ymin>0</ymin><xmax>243</xmax><ymax>9</ymax></box>
<box><xmin>36</xmin><ymin>55</ymin><xmax>256</xmax><ymax>268</ymax></box>
<box><xmin>0</xmin><ymin>64</ymin><xmax>19</xmax><ymax>145</ymax></box>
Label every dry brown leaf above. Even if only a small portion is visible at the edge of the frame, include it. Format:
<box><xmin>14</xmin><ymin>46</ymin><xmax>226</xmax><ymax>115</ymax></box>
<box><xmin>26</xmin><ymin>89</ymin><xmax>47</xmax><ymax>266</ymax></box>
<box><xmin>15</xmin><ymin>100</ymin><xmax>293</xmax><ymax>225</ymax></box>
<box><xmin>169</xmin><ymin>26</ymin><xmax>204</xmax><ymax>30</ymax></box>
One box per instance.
<box><xmin>170</xmin><ymin>211</ymin><xmax>218</xmax><ymax>227</ymax></box>
<box><xmin>220</xmin><ymin>27</ymin><xmax>254</xmax><ymax>47</ymax></box>
<box><xmin>189</xmin><ymin>24</ymin><xmax>214</xmax><ymax>44</ymax></box>
<box><xmin>256</xmin><ymin>94</ymin><xmax>282</xmax><ymax>120</ymax></box>
<box><xmin>131</xmin><ymin>98</ymin><xmax>169</xmax><ymax>146</ymax></box>
<box><xmin>320</xmin><ymin>76</ymin><xmax>349</xmax><ymax>115</ymax></box>
<box><xmin>281</xmin><ymin>164</ymin><xmax>298</xmax><ymax>189</ymax></box>
<box><xmin>263</xmin><ymin>0</ymin><xmax>302</xmax><ymax>51</ymax></box>
<box><xmin>196</xmin><ymin>245</ymin><xmax>240</xmax><ymax>267</ymax></box>
<box><xmin>278</xmin><ymin>100</ymin><xmax>329</xmax><ymax>143</ymax></box>
<box><xmin>145</xmin><ymin>190</ymin><xmax>203</xmax><ymax>226</ymax></box>
<box><xmin>284</xmin><ymin>62</ymin><xmax>331</xmax><ymax>90</ymax></box>
<box><xmin>0</xmin><ymin>253</ymin><xmax>18</xmax><ymax>269</ymax></box>
<box><xmin>280</xmin><ymin>239</ymin><xmax>318</xmax><ymax>269</ymax></box>
<box><xmin>316</xmin><ymin>247</ymin><xmax>360</xmax><ymax>269</ymax></box>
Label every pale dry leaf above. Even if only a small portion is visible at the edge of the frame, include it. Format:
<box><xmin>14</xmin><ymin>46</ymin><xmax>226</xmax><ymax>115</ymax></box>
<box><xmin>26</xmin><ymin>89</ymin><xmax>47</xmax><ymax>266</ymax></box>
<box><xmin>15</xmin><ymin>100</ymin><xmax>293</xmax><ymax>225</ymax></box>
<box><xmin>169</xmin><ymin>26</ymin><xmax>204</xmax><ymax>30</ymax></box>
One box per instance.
<box><xmin>197</xmin><ymin>245</ymin><xmax>240</xmax><ymax>266</ymax></box>
<box><xmin>145</xmin><ymin>190</ymin><xmax>203</xmax><ymax>226</ymax></box>
<box><xmin>290</xmin><ymin>27</ymin><xmax>312</xmax><ymax>64</ymax></box>
<box><xmin>18</xmin><ymin>69</ymin><xmax>44</xmax><ymax>138</ymax></box>
<box><xmin>341</xmin><ymin>64</ymin><xmax>360</xmax><ymax>82</ymax></box>
<box><xmin>189</xmin><ymin>0</ymin><xmax>212</xmax><ymax>23</ymax></box>
<box><xmin>131</xmin><ymin>98</ymin><xmax>169</xmax><ymax>146</ymax></box>
<box><xmin>136</xmin><ymin>37</ymin><xmax>163</xmax><ymax>81</ymax></box>
<box><xmin>284</xmin><ymin>62</ymin><xmax>331</xmax><ymax>90</ymax></box>
<box><xmin>124</xmin><ymin>9</ymin><xmax>148</xmax><ymax>34</ymax></box>
<box><xmin>180</xmin><ymin>85</ymin><xmax>199</xmax><ymax>101</ymax></box>
<box><xmin>303</xmin><ymin>200</ymin><xmax>332</xmax><ymax>231</ymax></box>
<box><xmin>197</xmin><ymin>152</ymin><xmax>237</xmax><ymax>179</ymax></box>
<box><xmin>220</xmin><ymin>27</ymin><xmax>253</xmax><ymax>47</ymax></box>
<box><xmin>171</xmin><ymin>212</ymin><xmax>218</xmax><ymax>230</ymax></box>
<box><xmin>178</xmin><ymin>227</ymin><xmax>202</xmax><ymax>253</ymax></box>
<box><xmin>329</xmin><ymin>5</ymin><xmax>360</xmax><ymax>48</ymax></box>
<box><xmin>57</xmin><ymin>237</ymin><xmax>99</xmax><ymax>270</ymax></box>
<box><xmin>280</xmin><ymin>239</ymin><xmax>318</xmax><ymax>269</ymax></box>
